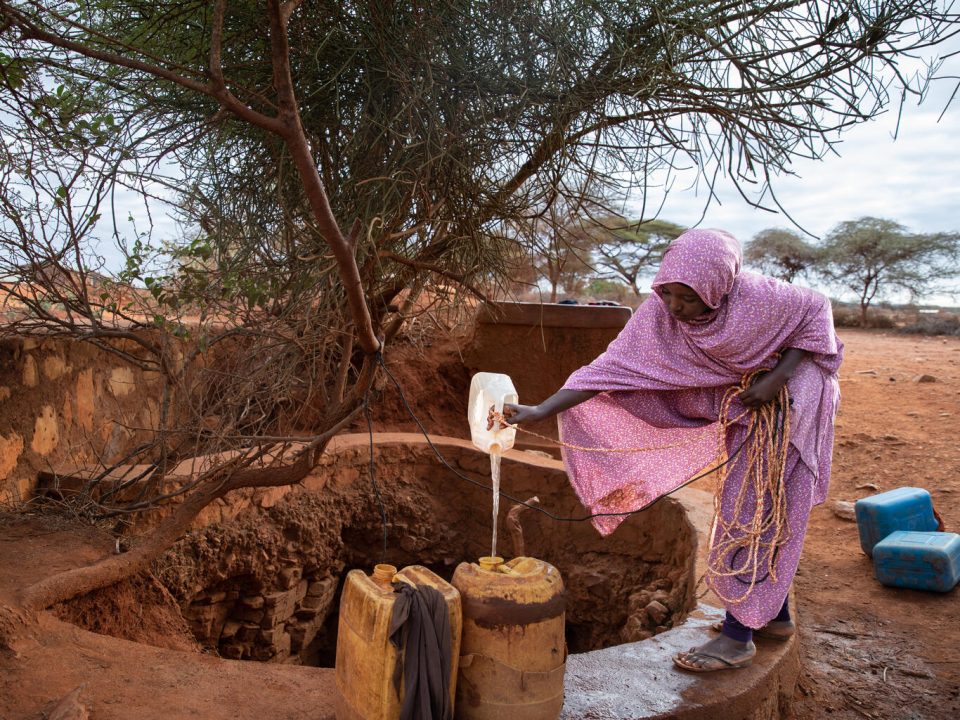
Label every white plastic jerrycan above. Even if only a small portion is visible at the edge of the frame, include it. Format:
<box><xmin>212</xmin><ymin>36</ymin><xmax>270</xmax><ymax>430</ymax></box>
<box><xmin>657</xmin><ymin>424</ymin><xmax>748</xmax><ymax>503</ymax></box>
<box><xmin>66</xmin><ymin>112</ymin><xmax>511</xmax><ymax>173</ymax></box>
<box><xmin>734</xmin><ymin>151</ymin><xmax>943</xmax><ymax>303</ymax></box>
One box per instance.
<box><xmin>468</xmin><ymin>372</ymin><xmax>519</xmax><ymax>454</ymax></box>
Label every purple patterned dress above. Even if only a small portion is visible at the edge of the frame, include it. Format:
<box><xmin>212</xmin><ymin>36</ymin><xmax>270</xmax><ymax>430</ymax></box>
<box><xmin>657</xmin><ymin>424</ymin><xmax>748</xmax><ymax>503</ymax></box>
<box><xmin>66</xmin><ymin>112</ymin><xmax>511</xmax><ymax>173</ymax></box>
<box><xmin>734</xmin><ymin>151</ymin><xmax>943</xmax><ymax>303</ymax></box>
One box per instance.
<box><xmin>559</xmin><ymin>229</ymin><xmax>842</xmax><ymax>628</ymax></box>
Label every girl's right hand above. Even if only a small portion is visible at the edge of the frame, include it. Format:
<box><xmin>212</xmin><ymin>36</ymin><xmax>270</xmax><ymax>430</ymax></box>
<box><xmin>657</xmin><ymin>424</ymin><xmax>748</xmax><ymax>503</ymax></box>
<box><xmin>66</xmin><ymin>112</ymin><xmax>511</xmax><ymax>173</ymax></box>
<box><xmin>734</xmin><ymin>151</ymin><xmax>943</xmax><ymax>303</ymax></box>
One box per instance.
<box><xmin>491</xmin><ymin>389</ymin><xmax>597</xmax><ymax>429</ymax></box>
<box><xmin>501</xmin><ymin>403</ymin><xmax>545</xmax><ymax>427</ymax></box>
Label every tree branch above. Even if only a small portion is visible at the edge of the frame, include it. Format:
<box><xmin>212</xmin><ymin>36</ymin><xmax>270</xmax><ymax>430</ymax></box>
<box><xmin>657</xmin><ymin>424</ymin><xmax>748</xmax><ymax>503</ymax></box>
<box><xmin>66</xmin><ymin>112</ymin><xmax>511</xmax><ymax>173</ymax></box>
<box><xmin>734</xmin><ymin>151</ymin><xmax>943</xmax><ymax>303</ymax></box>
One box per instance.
<box><xmin>263</xmin><ymin>0</ymin><xmax>380</xmax><ymax>354</ymax></box>
<box><xmin>208</xmin><ymin>0</ymin><xmax>285</xmax><ymax>134</ymax></box>
<box><xmin>378</xmin><ymin>251</ymin><xmax>491</xmax><ymax>302</ymax></box>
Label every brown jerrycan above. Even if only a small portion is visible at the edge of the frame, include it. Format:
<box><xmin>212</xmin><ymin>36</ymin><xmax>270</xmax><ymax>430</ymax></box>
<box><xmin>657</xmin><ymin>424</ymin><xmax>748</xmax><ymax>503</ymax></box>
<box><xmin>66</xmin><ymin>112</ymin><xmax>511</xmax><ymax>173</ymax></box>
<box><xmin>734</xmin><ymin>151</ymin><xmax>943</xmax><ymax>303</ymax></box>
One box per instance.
<box><xmin>334</xmin><ymin>563</ymin><xmax>462</xmax><ymax>720</ymax></box>
<box><xmin>451</xmin><ymin>556</ymin><xmax>566</xmax><ymax>719</ymax></box>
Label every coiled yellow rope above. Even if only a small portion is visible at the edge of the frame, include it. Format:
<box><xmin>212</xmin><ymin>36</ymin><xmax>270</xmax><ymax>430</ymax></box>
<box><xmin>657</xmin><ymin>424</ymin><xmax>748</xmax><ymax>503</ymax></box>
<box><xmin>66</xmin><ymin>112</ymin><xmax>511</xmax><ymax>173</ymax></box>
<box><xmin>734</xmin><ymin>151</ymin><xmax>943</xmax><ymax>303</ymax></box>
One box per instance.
<box><xmin>707</xmin><ymin>377</ymin><xmax>791</xmax><ymax>603</ymax></box>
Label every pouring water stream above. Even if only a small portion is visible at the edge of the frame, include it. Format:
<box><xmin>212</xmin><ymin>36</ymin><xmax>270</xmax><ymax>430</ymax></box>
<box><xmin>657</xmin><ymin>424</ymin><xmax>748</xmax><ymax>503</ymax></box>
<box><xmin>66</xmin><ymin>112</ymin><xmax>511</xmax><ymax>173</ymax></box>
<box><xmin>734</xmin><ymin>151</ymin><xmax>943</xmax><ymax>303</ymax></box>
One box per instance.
<box><xmin>490</xmin><ymin>446</ymin><xmax>501</xmax><ymax>558</ymax></box>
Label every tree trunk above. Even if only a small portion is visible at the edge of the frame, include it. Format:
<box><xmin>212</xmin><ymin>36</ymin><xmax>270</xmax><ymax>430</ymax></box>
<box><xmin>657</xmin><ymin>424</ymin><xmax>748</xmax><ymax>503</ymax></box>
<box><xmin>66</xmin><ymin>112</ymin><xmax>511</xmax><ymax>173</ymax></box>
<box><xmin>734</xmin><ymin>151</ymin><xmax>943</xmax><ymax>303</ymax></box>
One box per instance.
<box><xmin>860</xmin><ymin>301</ymin><xmax>869</xmax><ymax>327</ymax></box>
<box><xmin>19</xmin><ymin>451</ymin><xmax>316</xmax><ymax>612</ymax></box>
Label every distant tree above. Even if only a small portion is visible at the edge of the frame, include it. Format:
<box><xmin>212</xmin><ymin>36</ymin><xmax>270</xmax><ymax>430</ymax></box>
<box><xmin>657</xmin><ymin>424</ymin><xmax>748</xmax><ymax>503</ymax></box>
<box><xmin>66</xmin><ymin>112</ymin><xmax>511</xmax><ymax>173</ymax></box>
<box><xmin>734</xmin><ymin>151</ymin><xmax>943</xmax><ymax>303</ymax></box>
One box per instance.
<box><xmin>589</xmin><ymin>218</ymin><xmax>686</xmax><ymax>295</ymax></box>
<box><xmin>745</xmin><ymin>228</ymin><xmax>821</xmax><ymax>283</ymax></box>
<box><xmin>518</xmin><ymin>199</ymin><xmax>596</xmax><ymax>302</ymax></box>
<box><xmin>819</xmin><ymin>217</ymin><xmax>960</xmax><ymax>326</ymax></box>
<box><xmin>535</xmin><ymin>239</ymin><xmax>594</xmax><ymax>302</ymax></box>
<box><xmin>585</xmin><ymin>278</ymin><xmax>631</xmax><ymax>304</ymax></box>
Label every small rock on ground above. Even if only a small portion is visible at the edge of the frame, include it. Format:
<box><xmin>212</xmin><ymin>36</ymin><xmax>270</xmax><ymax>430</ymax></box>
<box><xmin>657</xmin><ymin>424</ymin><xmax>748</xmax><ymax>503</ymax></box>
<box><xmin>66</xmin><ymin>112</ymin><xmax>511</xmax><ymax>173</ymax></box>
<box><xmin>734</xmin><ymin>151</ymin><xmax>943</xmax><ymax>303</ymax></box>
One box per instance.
<box><xmin>831</xmin><ymin>500</ymin><xmax>857</xmax><ymax>521</ymax></box>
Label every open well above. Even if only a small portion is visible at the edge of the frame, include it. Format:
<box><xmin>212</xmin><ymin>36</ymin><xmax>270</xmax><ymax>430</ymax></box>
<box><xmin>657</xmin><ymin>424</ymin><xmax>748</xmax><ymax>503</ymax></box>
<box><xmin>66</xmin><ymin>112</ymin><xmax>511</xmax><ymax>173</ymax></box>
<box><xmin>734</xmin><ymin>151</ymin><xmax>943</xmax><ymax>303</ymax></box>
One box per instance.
<box><xmin>60</xmin><ymin>438</ymin><xmax>699</xmax><ymax>668</ymax></box>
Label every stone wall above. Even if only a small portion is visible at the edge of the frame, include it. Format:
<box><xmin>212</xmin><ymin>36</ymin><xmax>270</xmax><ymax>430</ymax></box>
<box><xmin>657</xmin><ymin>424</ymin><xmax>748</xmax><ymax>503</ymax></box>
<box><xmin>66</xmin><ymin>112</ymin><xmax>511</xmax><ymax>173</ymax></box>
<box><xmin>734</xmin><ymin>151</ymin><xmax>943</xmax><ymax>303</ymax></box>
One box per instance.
<box><xmin>463</xmin><ymin>302</ymin><xmax>630</xmax><ymax>445</ymax></box>
<box><xmin>185</xmin><ymin>570</ymin><xmax>339</xmax><ymax>663</ymax></box>
<box><xmin>158</xmin><ymin>476</ymin><xmax>351</xmax><ymax>666</ymax></box>
<box><xmin>0</xmin><ymin>335</ymin><xmax>168</xmax><ymax>503</ymax></box>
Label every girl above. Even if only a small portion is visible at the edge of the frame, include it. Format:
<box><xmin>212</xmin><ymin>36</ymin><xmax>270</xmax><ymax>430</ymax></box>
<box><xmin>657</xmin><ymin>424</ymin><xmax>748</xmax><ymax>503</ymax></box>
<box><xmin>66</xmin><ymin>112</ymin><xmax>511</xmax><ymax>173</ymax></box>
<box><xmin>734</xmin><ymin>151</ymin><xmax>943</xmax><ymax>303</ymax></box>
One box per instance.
<box><xmin>503</xmin><ymin>228</ymin><xmax>842</xmax><ymax>672</ymax></box>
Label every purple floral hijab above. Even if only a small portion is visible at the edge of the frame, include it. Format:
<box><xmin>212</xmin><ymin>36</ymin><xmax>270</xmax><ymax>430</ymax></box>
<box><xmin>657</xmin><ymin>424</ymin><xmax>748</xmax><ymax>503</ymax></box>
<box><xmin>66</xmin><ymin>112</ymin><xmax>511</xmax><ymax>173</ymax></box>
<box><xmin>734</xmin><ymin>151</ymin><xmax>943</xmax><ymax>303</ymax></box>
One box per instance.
<box><xmin>652</xmin><ymin>228</ymin><xmax>741</xmax><ymax>309</ymax></box>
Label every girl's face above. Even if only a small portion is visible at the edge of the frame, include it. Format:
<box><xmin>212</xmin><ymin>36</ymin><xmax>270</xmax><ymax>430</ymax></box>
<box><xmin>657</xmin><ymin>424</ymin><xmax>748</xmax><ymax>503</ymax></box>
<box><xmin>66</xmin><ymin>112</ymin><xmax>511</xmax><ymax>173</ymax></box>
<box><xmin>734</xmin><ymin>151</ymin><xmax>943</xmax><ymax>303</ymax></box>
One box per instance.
<box><xmin>658</xmin><ymin>282</ymin><xmax>710</xmax><ymax>322</ymax></box>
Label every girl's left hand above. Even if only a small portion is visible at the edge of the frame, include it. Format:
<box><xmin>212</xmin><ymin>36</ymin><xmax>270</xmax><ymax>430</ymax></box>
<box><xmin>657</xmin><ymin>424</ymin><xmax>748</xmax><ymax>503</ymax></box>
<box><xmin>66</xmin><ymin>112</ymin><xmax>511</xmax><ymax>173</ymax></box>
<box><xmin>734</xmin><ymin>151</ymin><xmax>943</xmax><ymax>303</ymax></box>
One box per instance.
<box><xmin>738</xmin><ymin>372</ymin><xmax>785</xmax><ymax>408</ymax></box>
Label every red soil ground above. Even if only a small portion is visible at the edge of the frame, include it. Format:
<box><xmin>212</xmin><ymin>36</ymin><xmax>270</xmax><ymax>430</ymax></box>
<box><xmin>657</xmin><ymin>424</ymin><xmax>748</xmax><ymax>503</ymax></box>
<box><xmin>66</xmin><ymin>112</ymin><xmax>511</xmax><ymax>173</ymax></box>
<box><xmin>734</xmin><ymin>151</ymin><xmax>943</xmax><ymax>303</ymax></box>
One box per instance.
<box><xmin>787</xmin><ymin>329</ymin><xmax>960</xmax><ymax>719</ymax></box>
<box><xmin>1</xmin><ymin>328</ymin><xmax>959</xmax><ymax>719</ymax></box>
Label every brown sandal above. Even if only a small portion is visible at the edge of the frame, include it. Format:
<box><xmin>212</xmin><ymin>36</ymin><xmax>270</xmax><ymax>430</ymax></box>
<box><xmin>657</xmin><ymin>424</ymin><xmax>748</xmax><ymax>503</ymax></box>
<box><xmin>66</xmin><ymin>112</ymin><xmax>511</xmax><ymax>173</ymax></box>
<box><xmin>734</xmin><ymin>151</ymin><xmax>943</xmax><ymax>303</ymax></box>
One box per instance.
<box><xmin>674</xmin><ymin>649</ymin><xmax>754</xmax><ymax>672</ymax></box>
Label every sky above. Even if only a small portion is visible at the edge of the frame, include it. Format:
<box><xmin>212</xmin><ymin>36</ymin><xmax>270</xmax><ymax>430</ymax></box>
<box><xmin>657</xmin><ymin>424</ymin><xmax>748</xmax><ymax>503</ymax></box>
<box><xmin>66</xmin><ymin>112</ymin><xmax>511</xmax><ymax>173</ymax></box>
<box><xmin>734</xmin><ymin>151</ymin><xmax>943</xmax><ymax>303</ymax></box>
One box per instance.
<box><xmin>634</xmin><ymin>90</ymin><xmax>960</xmax><ymax>246</ymax></box>
<box><xmin>619</xmin><ymin>60</ymin><xmax>960</xmax><ymax>306</ymax></box>
<box><xmin>622</xmin><ymin>20</ymin><xmax>960</xmax><ymax>251</ymax></box>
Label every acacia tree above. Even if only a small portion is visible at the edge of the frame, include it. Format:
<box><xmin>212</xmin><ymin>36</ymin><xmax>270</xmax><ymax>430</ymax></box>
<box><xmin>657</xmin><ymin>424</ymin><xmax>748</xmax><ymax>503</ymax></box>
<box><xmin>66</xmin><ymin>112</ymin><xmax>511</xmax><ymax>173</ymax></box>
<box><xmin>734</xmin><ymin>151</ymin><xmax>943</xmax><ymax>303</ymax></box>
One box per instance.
<box><xmin>745</xmin><ymin>228</ymin><xmax>822</xmax><ymax>283</ymax></box>
<box><xmin>0</xmin><ymin>1</ymin><xmax>957</xmax><ymax>611</ymax></box>
<box><xmin>530</xmin><ymin>232</ymin><xmax>595</xmax><ymax>302</ymax></box>
<box><xmin>819</xmin><ymin>217</ymin><xmax>960</xmax><ymax>325</ymax></box>
<box><xmin>0</xmin><ymin>0</ymin><xmax>390</xmax><ymax>613</ymax></box>
<box><xmin>516</xmin><ymin>194</ymin><xmax>598</xmax><ymax>302</ymax></box>
<box><xmin>590</xmin><ymin>218</ymin><xmax>685</xmax><ymax>296</ymax></box>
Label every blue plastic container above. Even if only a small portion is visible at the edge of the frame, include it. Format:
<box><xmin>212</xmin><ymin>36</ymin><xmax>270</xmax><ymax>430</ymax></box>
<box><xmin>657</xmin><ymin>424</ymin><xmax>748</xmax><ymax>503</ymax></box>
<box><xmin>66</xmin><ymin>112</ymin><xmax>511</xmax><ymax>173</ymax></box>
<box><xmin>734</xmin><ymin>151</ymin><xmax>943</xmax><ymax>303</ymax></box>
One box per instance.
<box><xmin>854</xmin><ymin>487</ymin><xmax>937</xmax><ymax>557</ymax></box>
<box><xmin>873</xmin><ymin>531</ymin><xmax>960</xmax><ymax>592</ymax></box>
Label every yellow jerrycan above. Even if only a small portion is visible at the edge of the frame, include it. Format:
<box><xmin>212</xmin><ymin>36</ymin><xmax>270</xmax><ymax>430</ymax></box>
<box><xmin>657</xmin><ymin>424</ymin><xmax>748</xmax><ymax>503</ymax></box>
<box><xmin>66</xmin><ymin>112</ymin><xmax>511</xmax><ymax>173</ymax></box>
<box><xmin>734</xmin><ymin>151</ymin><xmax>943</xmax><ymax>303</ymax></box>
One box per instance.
<box><xmin>334</xmin><ymin>564</ymin><xmax>462</xmax><ymax>720</ymax></box>
<box><xmin>451</xmin><ymin>556</ymin><xmax>566</xmax><ymax>719</ymax></box>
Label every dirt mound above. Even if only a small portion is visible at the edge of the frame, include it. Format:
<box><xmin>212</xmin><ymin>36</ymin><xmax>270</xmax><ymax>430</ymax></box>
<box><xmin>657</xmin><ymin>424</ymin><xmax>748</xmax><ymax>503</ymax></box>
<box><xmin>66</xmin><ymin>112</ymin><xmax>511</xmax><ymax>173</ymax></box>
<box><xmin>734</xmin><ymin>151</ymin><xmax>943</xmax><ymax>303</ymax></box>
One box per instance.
<box><xmin>53</xmin><ymin>572</ymin><xmax>200</xmax><ymax>653</ymax></box>
<box><xmin>0</xmin><ymin>604</ymin><xmax>26</xmax><ymax>654</ymax></box>
<box><xmin>357</xmin><ymin>330</ymin><xmax>473</xmax><ymax>438</ymax></box>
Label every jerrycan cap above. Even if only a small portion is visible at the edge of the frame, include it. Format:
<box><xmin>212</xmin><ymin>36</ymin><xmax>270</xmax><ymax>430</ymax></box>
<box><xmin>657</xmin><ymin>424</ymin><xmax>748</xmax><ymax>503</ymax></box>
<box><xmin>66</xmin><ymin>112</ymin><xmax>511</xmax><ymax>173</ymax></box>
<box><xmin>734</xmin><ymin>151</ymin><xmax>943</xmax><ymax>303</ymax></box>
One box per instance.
<box><xmin>477</xmin><ymin>556</ymin><xmax>504</xmax><ymax>572</ymax></box>
<box><xmin>477</xmin><ymin>556</ymin><xmax>520</xmax><ymax>574</ymax></box>
<box><xmin>371</xmin><ymin>563</ymin><xmax>398</xmax><ymax>586</ymax></box>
